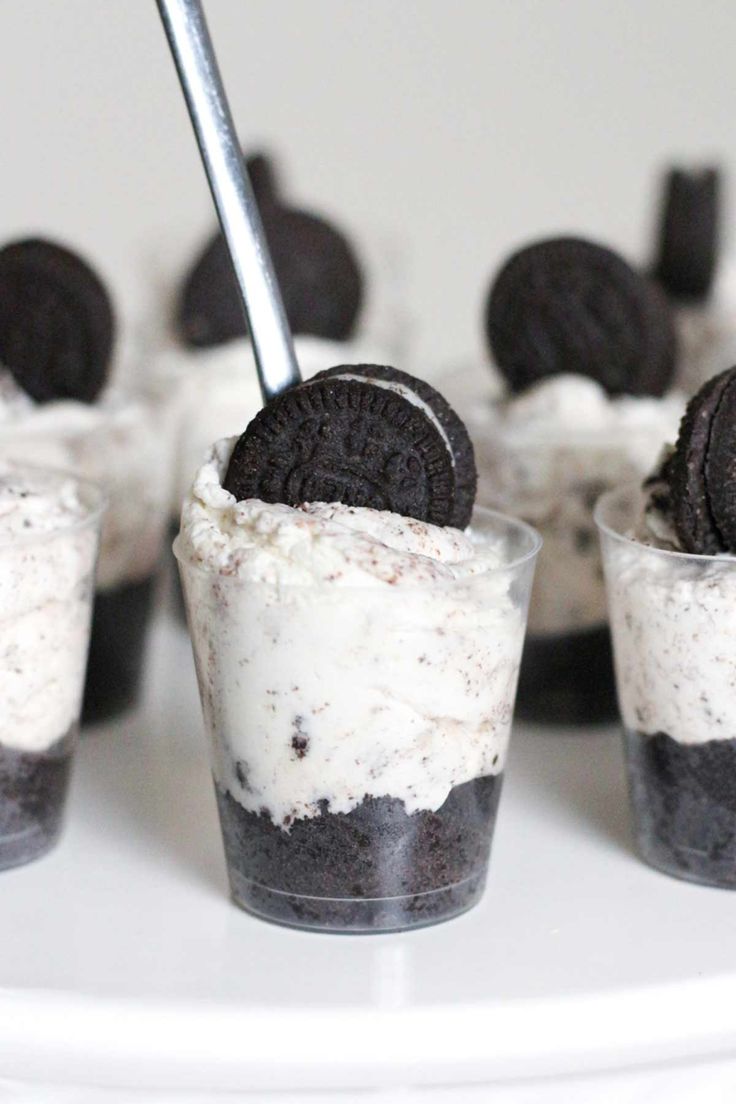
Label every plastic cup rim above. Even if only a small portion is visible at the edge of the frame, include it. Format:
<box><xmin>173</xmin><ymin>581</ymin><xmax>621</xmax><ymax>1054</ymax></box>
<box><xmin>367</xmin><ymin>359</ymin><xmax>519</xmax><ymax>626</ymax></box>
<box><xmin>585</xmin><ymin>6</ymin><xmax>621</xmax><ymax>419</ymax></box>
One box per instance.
<box><xmin>0</xmin><ymin>461</ymin><xmax>107</xmax><ymax>549</ymax></box>
<box><xmin>594</xmin><ymin>481</ymin><xmax>736</xmax><ymax>567</ymax></box>
<box><xmin>172</xmin><ymin>502</ymin><xmax>543</xmax><ymax>586</ymax></box>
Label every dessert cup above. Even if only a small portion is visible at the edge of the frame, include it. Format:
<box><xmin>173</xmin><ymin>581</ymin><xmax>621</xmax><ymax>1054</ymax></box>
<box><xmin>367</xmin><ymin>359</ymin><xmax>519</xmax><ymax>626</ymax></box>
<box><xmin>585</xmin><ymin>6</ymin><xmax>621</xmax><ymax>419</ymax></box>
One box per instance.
<box><xmin>176</xmin><ymin>505</ymin><xmax>539</xmax><ymax>933</ymax></box>
<box><xmin>0</xmin><ymin>389</ymin><xmax>172</xmax><ymax>723</ymax></box>
<box><xmin>475</xmin><ymin>434</ymin><xmax>649</xmax><ymax>724</ymax></box>
<box><xmin>0</xmin><ymin>466</ymin><xmax>104</xmax><ymax>870</ymax></box>
<box><xmin>470</xmin><ymin>385</ymin><xmax>683</xmax><ymax>725</ymax></box>
<box><xmin>597</xmin><ymin>485</ymin><xmax>736</xmax><ymax>888</ymax></box>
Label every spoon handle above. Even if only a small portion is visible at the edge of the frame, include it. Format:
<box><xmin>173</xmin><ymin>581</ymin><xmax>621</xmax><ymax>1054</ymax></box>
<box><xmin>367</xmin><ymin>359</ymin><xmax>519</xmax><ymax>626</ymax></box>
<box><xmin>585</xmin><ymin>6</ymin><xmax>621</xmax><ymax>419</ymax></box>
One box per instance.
<box><xmin>156</xmin><ymin>0</ymin><xmax>301</xmax><ymax>402</ymax></box>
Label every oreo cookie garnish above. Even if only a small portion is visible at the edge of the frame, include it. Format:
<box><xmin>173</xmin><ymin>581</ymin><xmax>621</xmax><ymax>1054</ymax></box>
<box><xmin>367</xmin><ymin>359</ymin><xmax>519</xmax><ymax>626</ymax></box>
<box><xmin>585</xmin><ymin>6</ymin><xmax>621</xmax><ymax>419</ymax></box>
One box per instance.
<box><xmin>0</xmin><ymin>238</ymin><xmax>114</xmax><ymax>404</ymax></box>
<box><xmin>178</xmin><ymin>152</ymin><xmax>363</xmax><ymax>348</ymax></box>
<box><xmin>223</xmin><ymin>375</ymin><xmax>456</xmax><ymax>527</ymax></box>
<box><xmin>244</xmin><ymin>151</ymin><xmax>279</xmax><ymax>207</ymax></box>
<box><xmin>671</xmin><ymin>365</ymin><xmax>736</xmax><ymax>554</ymax></box>
<box><xmin>313</xmin><ymin>364</ymin><xmax>476</xmax><ymax>529</ymax></box>
<box><xmin>485</xmin><ymin>236</ymin><xmax>676</xmax><ymax>397</ymax></box>
<box><xmin>641</xmin><ymin>448</ymin><xmax>677</xmax><ymax>538</ymax></box>
<box><xmin>703</xmin><ymin>369</ymin><xmax>736</xmax><ymax>551</ymax></box>
<box><xmin>653</xmin><ymin>168</ymin><xmax>720</xmax><ymax>302</ymax></box>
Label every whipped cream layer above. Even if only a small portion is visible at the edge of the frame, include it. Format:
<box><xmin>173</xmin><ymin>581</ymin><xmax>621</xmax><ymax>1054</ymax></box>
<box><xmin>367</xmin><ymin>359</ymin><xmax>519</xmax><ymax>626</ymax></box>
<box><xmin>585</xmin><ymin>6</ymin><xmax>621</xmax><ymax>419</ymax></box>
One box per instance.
<box><xmin>605</xmin><ymin>524</ymin><xmax>736</xmax><ymax>746</ymax></box>
<box><xmin>178</xmin><ymin>439</ymin><xmax>529</xmax><ymax>826</ymax></box>
<box><xmin>0</xmin><ymin>466</ymin><xmax>99</xmax><ymax>752</ymax></box>
<box><xmin>469</xmin><ymin>374</ymin><xmax>685</xmax><ymax>634</ymax></box>
<box><xmin>0</xmin><ymin>378</ymin><xmax>169</xmax><ymax>590</ymax></box>
<box><xmin>158</xmin><ymin>334</ymin><xmax>391</xmax><ymax>514</ymax></box>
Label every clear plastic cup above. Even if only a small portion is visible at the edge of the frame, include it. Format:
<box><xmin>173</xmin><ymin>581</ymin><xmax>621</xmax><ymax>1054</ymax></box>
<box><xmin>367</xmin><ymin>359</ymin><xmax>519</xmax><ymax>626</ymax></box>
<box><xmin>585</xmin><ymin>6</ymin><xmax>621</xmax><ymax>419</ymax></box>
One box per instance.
<box><xmin>175</xmin><ymin>506</ymin><xmax>540</xmax><ymax>933</ymax></box>
<box><xmin>0</xmin><ymin>389</ymin><xmax>172</xmax><ymax>723</ymax></box>
<box><xmin>473</xmin><ymin>425</ymin><xmax>673</xmax><ymax>726</ymax></box>
<box><xmin>0</xmin><ymin>467</ymin><xmax>104</xmax><ymax>871</ymax></box>
<box><xmin>597</xmin><ymin>484</ymin><xmax>736</xmax><ymax>888</ymax></box>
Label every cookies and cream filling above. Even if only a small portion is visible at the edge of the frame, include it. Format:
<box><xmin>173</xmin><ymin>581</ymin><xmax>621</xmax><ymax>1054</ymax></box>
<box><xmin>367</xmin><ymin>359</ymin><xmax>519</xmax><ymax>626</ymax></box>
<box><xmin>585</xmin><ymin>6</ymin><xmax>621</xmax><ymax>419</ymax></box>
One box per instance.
<box><xmin>0</xmin><ymin>237</ymin><xmax>168</xmax><ymax>592</ymax></box>
<box><xmin>178</xmin><ymin>437</ymin><xmax>527</xmax><ymax>826</ymax></box>
<box><xmin>0</xmin><ymin>386</ymin><xmax>169</xmax><ymax>591</ymax></box>
<box><xmin>605</xmin><ymin>531</ymin><xmax>736</xmax><ymax>746</ymax></box>
<box><xmin>0</xmin><ymin>466</ymin><xmax>98</xmax><ymax>753</ymax></box>
<box><xmin>606</xmin><ymin>369</ymin><xmax>736</xmax><ymax>747</ymax></box>
<box><xmin>469</xmin><ymin>374</ymin><xmax>684</xmax><ymax>635</ymax></box>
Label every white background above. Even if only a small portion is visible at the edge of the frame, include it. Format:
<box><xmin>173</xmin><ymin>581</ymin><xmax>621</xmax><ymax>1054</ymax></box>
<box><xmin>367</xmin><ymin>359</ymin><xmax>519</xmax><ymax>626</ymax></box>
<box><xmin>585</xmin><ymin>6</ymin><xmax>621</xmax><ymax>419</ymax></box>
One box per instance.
<box><xmin>2</xmin><ymin>0</ymin><xmax>735</xmax><ymax>365</ymax></box>
<box><xmin>4</xmin><ymin>7</ymin><xmax>736</xmax><ymax>1097</ymax></box>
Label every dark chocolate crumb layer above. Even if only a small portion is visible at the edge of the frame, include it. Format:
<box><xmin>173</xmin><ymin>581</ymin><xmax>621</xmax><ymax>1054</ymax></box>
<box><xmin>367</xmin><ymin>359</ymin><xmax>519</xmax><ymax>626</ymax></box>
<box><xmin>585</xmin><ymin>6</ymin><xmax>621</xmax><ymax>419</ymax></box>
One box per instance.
<box><xmin>626</xmin><ymin>729</ymin><xmax>736</xmax><ymax>888</ymax></box>
<box><xmin>83</xmin><ymin>573</ymin><xmax>157</xmax><ymax>725</ymax></box>
<box><xmin>215</xmin><ymin>774</ymin><xmax>502</xmax><ymax>932</ymax></box>
<box><xmin>0</xmin><ymin>729</ymin><xmax>75</xmax><ymax>871</ymax></box>
<box><xmin>515</xmin><ymin>624</ymin><xmax>618</xmax><ymax>726</ymax></box>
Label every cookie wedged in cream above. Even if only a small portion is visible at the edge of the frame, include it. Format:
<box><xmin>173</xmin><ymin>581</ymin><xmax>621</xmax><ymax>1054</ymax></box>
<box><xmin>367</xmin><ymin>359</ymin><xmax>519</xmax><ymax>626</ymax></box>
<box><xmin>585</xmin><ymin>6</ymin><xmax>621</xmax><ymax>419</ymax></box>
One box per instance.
<box><xmin>177</xmin><ymin>438</ymin><xmax>527</xmax><ymax>825</ymax></box>
<box><xmin>0</xmin><ymin>465</ymin><xmax>98</xmax><ymax>753</ymax></box>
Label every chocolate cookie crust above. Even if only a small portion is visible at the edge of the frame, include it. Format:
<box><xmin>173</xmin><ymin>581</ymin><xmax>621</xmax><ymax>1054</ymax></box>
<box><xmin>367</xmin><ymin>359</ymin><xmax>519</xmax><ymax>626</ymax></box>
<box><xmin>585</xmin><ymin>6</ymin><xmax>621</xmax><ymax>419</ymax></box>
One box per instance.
<box><xmin>0</xmin><ymin>728</ymin><xmax>75</xmax><ymax>871</ymax></box>
<box><xmin>215</xmin><ymin>773</ymin><xmax>502</xmax><ymax>931</ymax></box>
<box><xmin>627</xmin><ymin>729</ymin><xmax>736</xmax><ymax>888</ymax></box>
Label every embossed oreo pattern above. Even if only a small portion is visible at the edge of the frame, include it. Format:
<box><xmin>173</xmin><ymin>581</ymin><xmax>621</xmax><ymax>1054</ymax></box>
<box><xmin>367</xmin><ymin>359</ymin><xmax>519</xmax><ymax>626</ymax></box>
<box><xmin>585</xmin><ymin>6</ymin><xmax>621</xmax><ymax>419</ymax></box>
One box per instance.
<box><xmin>314</xmin><ymin>364</ymin><xmax>477</xmax><ymax>529</ymax></box>
<box><xmin>485</xmin><ymin>237</ymin><xmax>676</xmax><ymax>397</ymax></box>
<box><xmin>223</xmin><ymin>378</ymin><xmax>455</xmax><ymax>525</ymax></box>
<box><xmin>671</xmin><ymin>365</ymin><xmax>736</xmax><ymax>554</ymax></box>
<box><xmin>178</xmin><ymin>153</ymin><xmax>363</xmax><ymax>348</ymax></box>
<box><xmin>0</xmin><ymin>238</ymin><xmax>114</xmax><ymax>404</ymax></box>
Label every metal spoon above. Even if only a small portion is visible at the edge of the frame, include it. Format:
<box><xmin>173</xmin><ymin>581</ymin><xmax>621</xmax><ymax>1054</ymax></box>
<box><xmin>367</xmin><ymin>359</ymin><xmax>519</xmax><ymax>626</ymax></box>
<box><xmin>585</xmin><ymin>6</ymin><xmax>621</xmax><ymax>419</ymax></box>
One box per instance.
<box><xmin>156</xmin><ymin>0</ymin><xmax>301</xmax><ymax>403</ymax></box>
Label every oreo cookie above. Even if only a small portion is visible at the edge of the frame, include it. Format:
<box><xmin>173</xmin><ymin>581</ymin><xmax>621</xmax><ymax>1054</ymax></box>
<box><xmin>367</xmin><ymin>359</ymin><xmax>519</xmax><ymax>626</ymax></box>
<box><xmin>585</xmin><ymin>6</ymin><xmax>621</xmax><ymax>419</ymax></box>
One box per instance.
<box><xmin>0</xmin><ymin>238</ymin><xmax>114</xmax><ymax>404</ymax></box>
<box><xmin>653</xmin><ymin>168</ymin><xmax>720</xmax><ymax>301</ymax></box>
<box><xmin>704</xmin><ymin>369</ymin><xmax>736</xmax><ymax>551</ymax></box>
<box><xmin>485</xmin><ymin>237</ymin><xmax>676</xmax><ymax>397</ymax></box>
<box><xmin>245</xmin><ymin>151</ymin><xmax>279</xmax><ymax>207</ymax></box>
<box><xmin>223</xmin><ymin>376</ymin><xmax>456</xmax><ymax>526</ymax></box>
<box><xmin>314</xmin><ymin>364</ymin><xmax>476</xmax><ymax>529</ymax></box>
<box><xmin>178</xmin><ymin>152</ymin><xmax>363</xmax><ymax>348</ymax></box>
<box><xmin>671</xmin><ymin>365</ymin><xmax>736</xmax><ymax>554</ymax></box>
